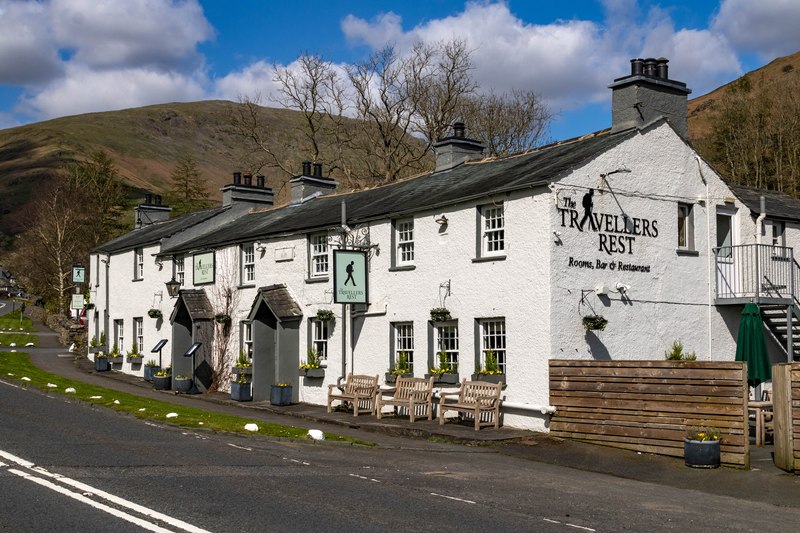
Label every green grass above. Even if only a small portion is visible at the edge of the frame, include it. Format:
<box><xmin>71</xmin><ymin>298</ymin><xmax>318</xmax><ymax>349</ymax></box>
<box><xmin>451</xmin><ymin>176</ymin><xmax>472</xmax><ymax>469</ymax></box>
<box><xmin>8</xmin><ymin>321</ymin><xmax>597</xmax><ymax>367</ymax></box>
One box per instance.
<box><xmin>0</xmin><ymin>351</ymin><xmax>374</xmax><ymax>446</ymax></box>
<box><xmin>0</xmin><ymin>333</ymin><xmax>37</xmax><ymax>346</ymax></box>
<box><xmin>0</xmin><ymin>309</ymin><xmax>34</xmax><ymax>332</ymax></box>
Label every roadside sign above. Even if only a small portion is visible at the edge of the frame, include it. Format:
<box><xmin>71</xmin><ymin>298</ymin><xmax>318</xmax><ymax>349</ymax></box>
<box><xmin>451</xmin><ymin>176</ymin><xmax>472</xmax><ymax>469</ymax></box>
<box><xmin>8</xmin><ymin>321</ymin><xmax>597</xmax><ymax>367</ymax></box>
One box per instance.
<box><xmin>70</xmin><ymin>294</ymin><xmax>84</xmax><ymax>309</ymax></box>
<box><xmin>333</xmin><ymin>250</ymin><xmax>368</xmax><ymax>304</ymax></box>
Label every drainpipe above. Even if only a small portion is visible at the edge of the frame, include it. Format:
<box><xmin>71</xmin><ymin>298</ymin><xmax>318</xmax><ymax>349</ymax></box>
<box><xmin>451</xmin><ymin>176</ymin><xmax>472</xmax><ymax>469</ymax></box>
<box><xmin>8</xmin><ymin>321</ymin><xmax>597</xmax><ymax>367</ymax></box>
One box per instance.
<box><xmin>756</xmin><ymin>196</ymin><xmax>766</xmax><ymax>245</ymax></box>
<box><xmin>502</xmin><ymin>401</ymin><xmax>556</xmax><ymax>415</ymax></box>
<box><xmin>695</xmin><ymin>156</ymin><xmax>713</xmax><ymax>360</ymax></box>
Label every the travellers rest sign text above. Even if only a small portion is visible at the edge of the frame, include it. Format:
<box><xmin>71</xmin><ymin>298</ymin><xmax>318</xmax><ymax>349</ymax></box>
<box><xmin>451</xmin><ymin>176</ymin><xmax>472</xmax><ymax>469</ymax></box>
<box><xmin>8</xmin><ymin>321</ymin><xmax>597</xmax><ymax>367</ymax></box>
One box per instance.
<box><xmin>558</xmin><ymin>189</ymin><xmax>656</xmax><ymax>273</ymax></box>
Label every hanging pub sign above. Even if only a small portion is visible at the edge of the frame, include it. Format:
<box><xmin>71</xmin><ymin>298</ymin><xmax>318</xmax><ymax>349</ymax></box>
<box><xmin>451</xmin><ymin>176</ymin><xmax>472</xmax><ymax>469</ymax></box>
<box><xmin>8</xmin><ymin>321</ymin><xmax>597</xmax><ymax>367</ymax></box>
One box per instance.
<box><xmin>72</xmin><ymin>264</ymin><xmax>85</xmax><ymax>284</ymax></box>
<box><xmin>333</xmin><ymin>250</ymin><xmax>368</xmax><ymax>304</ymax></box>
<box><xmin>193</xmin><ymin>252</ymin><xmax>215</xmax><ymax>285</ymax></box>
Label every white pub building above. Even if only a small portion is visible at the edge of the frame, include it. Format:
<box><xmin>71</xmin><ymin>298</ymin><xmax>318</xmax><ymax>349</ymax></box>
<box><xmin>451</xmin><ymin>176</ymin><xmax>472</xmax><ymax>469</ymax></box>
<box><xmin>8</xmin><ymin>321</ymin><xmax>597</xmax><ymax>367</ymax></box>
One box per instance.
<box><xmin>89</xmin><ymin>58</ymin><xmax>800</xmax><ymax>431</ymax></box>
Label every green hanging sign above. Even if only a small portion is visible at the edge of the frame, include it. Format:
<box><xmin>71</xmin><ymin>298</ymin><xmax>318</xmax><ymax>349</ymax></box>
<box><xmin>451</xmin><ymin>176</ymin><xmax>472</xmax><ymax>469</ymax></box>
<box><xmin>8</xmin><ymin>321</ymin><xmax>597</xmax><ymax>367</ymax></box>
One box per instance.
<box><xmin>333</xmin><ymin>250</ymin><xmax>368</xmax><ymax>304</ymax></box>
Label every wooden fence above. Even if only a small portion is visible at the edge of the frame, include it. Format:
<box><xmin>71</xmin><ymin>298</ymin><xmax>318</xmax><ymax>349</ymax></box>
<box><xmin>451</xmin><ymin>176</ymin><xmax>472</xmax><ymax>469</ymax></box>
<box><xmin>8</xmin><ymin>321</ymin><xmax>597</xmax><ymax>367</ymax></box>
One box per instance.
<box><xmin>549</xmin><ymin>360</ymin><xmax>749</xmax><ymax>468</ymax></box>
<box><xmin>773</xmin><ymin>363</ymin><xmax>800</xmax><ymax>473</ymax></box>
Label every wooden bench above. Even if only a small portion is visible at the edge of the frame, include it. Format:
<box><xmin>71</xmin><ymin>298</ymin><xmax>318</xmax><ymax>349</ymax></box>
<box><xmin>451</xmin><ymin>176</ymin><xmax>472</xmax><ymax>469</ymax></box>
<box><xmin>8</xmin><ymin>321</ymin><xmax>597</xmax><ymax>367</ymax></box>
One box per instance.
<box><xmin>327</xmin><ymin>373</ymin><xmax>379</xmax><ymax>416</ymax></box>
<box><xmin>438</xmin><ymin>379</ymin><xmax>503</xmax><ymax>430</ymax></box>
<box><xmin>376</xmin><ymin>376</ymin><xmax>434</xmax><ymax>422</ymax></box>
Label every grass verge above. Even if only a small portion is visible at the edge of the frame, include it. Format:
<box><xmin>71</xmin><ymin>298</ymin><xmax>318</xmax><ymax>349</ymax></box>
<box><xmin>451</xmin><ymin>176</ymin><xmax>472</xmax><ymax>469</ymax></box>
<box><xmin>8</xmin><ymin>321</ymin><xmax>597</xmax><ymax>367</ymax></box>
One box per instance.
<box><xmin>0</xmin><ymin>351</ymin><xmax>373</xmax><ymax>446</ymax></box>
<box><xmin>0</xmin><ymin>309</ymin><xmax>34</xmax><ymax>332</ymax></box>
<box><xmin>0</xmin><ymin>333</ymin><xmax>37</xmax><ymax>346</ymax></box>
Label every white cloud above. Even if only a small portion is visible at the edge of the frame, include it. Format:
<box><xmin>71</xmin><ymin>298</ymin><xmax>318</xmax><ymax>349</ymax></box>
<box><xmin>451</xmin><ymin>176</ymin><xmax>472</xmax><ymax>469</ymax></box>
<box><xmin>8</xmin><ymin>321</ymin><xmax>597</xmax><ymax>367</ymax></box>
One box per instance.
<box><xmin>713</xmin><ymin>0</ymin><xmax>800</xmax><ymax>59</ymax></box>
<box><xmin>21</xmin><ymin>66</ymin><xmax>207</xmax><ymax>119</ymax></box>
<box><xmin>0</xmin><ymin>1</ymin><xmax>63</xmax><ymax>84</ymax></box>
<box><xmin>213</xmin><ymin>60</ymin><xmax>278</xmax><ymax>102</ymax></box>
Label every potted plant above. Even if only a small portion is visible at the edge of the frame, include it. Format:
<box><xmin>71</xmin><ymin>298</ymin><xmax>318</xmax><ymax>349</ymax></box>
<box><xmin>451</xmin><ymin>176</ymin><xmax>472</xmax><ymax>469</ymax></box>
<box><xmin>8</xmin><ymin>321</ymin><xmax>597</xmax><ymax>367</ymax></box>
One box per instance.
<box><xmin>98</xmin><ymin>331</ymin><xmax>107</xmax><ymax>352</ymax></box>
<box><xmin>430</xmin><ymin>307</ymin><xmax>452</xmax><ymax>322</ymax></box>
<box><xmin>582</xmin><ymin>314</ymin><xmax>608</xmax><ymax>331</ymax></box>
<box><xmin>270</xmin><ymin>383</ymin><xmax>293</xmax><ymax>406</ymax></box>
<box><xmin>108</xmin><ymin>342</ymin><xmax>123</xmax><ymax>363</ymax></box>
<box><xmin>215</xmin><ymin>313</ymin><xmax>231</xmax><ymax>325</ymax></box>
<box><xmin>148</xmin><ymin>308</ymin><xmax>162</xmax><ymax>319</ymax></box>
<box><xmin>94</xmin><ymin>353</ymin><xmax>109</xmax><ymax>372</ymax></box>
<box><xmin>232</xmin><ymin>351</ymin><xmax>252</xmax><ymax>376</ymax></box>
<box><xmin>299</xmin><ymin>348</ymin><xmax>324</xmax><ymax>378</ymax></box>
<box><xmin>385</xmin><ymin>351</ymin><xmax>413</xmax><ymax>384</ymax></box>
<box><xmin>174</xmin><ymin>374</ymin><xmax>193</xmax><ymax>393</ymax></box>
<box><xmin>426</xmin><ymin>350</ymin><xmax>459</xmax><ymax>384</ymax></box>
<box><xmin>471</xmin><ymin>349</ymin><xmax>505</xmax><ymax>385</ymax></box>
<box><xmin>316</xmin><ymin>309</ymin><xmax>335</xmax><ymax>322</ymax></box>
<box><xmin>153</xmin><ymin>367</ymin><xmax>171</xmax><ymax>391</ymax></box>
<box><xmin>89</xmin><ymin>335</ymin><xmax>100</xmax><ymax>353</ymax></box>
<box><xmin>126</xmin><ymin>341</ymin><xmax>143</xmax><ymax>364</ymax></box>
<box><xmin>665</xmin><ymin>340</ymin><xmax>697</xmax><ymax>361</ymax></box>
<box><xmin>684</xmin><ymin>426</ymin><xmax>721</xmax><ymax>468</ymax></box>
<box><xmin>143</xmin><ymin>359</ymin><xmax>160</xmax><ymax>382</ymax></box>
<box><xmin>231</xmin><ymin>374</ymin><xmax>252</xmax><ymax>402</ymax></box>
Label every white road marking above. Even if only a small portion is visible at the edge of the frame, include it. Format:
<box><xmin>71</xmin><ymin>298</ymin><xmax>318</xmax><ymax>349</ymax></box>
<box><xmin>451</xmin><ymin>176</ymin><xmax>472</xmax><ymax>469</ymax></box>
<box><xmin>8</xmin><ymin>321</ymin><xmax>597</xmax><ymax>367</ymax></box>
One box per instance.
<box><xmin>347</xmin><ymin>473</ymin><xmax>380</xmax><ymax>482</ymax></box>
<box><xmin>0</xmin><ymin>449</ymin><xmax>211</xmax><ymax>533</ymax></box>
<box><xmin>227</xmin><ymin>444</ymin><xmax>252</xmax><ymax>451</ymax></box>
<box><xmin>430</xmin><ymin>492</ymin><xmax>476</xmax><ymax>504</ymax></box>
<box><xmin>543</xmin><ymin>518</ymin><xmax>561</xmax><ymax>524</ymax></box>
<box><xmin>565</xmin><ymin>524</ymin><xmax>595</xmax><ymax>532</ymax></box>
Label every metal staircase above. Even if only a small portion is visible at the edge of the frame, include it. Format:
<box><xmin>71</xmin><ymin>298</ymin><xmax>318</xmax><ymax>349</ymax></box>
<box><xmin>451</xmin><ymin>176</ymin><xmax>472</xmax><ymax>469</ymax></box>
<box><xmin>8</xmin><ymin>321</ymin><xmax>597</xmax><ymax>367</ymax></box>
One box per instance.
<box><xmin>760</xmin><ymin>303</ymin><xmax>800</xmax><ymax>361</ymax></box>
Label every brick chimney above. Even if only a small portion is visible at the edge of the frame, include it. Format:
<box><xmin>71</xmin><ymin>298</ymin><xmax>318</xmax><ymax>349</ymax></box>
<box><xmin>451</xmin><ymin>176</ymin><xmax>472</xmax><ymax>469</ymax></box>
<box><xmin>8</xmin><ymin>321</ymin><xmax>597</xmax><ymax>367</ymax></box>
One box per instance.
<box><xmin>609</xmin><ymin>57</ymin><xmax>692</xmax><ymax>138</ymax></box>
<box><xmin>135</xmin><ymin>193</ymin><xmax>171</xmax><ymax>229</ymax></box>
<box><xmin>221</xmin><ymin>171</ymin><xmax>274</xmax><ymax>209</ymax></box>
<box><xmin>432</xmin><ymin>122</ymin><xmax>485</xmax><ymax>172</ymax></box>
<box><xmin>290</xmin><ymin>161</ymin><xmax>337</xmax><ymax>203</ymax></box>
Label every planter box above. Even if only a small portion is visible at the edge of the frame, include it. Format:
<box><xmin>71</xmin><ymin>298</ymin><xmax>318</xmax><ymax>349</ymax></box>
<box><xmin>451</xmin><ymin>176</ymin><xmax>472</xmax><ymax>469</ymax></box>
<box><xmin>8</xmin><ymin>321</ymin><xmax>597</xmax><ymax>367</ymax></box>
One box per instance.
<box><xmin>127</xmin><ymin>356</ymin><xmax>143</xmax><ymax>364</ymax></box>
<box><xmin>471</xmin><ymin>373</ymin><xmax>505</xmax><ymax>385</ymax></box>
<box><xmin>89</xmin><ymin>347</ymin><xmax>102</xmax><ymax>354</ymax></box>
<box><xmin>143</xmin><ymin>365</ymin><xmax>160</xmax><ymax>382</ymax></box>
<box><xmin>684</xmin><ymin>439</ymin><xmax>720</xmax><ymax>468</ymax></box>
<box><xmin>232</xmin><ymin>365</ymin><xmax>252</xmax><ymax>376</ymax></box>
<box><xmin>94</xmin><ymin>358</ymin><xmax>109</xmax><ymax>372</ymax></box>
<box><xmin>153</xmin><ymin>375</ymin><xmax>171</xmax><ymax>391</ymax></box>
<box><xmin>174</xmin><ymin>377</ymin><xmax>193</xmax><ymax>393</ymax></box>
<box><xmin>385</xmin><ymin>372</ymin><xmax>413</xmax><ymax>384</ymax></box>
<box><xmin>300</xmin><ymin>368</ymin><xmax>325</xmax><ymax>379</ymax></box>
<box><xmin>426</xmin><ymin>372</ymin><xmax>459</xmax><ymax>385</ymax></box>
<box><xmin>231</xmin><ymin>381</ymin><xmax>252</xmax><ymax>402</ymax></box>
<box><xmin>107</xmin><ymin>355</ymin><xmax>123</xmax><ymax>364</ymax></box>
<box><xmin>270</xmin><ymin>385</ymin><xmax>293</xmax><ymax>406</ymax></box>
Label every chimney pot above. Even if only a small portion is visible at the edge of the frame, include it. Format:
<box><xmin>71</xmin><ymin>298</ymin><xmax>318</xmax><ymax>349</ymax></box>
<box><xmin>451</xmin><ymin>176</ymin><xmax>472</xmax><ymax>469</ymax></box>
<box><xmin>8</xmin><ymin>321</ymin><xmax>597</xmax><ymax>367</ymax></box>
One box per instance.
<box><xmin>630</xmin><ymin>58</ymin><xmax>644</xmax><ymax>76</ymax></box>
<box><xmin>155</xmin><ymin>195</ymin><xmax>162</xmax><ymax>205</ymax></box>
<box><xmin>313</xmin><ymin>163</ymin><xmax>322</xmax><ymax>178</ymax></box>
<box><xmin>453</xmin><ymin>121</ymin><xmax>465</xmax><ymax>138</ymax></box>
<box><xmin>243</xmin><ymin>174</ymin><xmax>252</xmax><ymax>186</ymax></box>
<box><xmin>256</xmin><ymin>175</ymin><xmax>265</xmax><ymax>188</ymax></box>
<box><xmin>145</xmin><ymin>193</ymin><xmax>152</xmax><ymax>205</ymax></box>
<box><xmin>644</xmin><ymin>58</ymin><xmax>657</xmax><ymax>77</ymax></box>
<box><xmin>302</xmin><ymin>161</ymin><xmax>311</xmax><ymax>176</ymax></box>
<box><xmin>657</xmin><ymin>57</ymin><xmax>669</xmax><ymax>79</ymax></box>
<box><xmin>233</xmin><ymin>172</ymin><xmax>242</xmax><ymax>185</ymax></box>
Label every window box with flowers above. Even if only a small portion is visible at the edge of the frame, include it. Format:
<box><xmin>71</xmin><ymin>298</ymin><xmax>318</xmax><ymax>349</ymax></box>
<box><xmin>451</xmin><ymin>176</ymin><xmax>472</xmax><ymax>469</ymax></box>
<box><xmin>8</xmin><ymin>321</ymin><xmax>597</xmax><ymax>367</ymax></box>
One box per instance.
<box><xmin>270</xmin><ymin>383</ymin><xmax>293</xmax><ymax>406</ymax></box>
<box><xmin>107</xmin><ymin>343</ymin><xmax>123</xmax><ymax>363</ymax></box>
<box><xmin>425</xmin><ymin>350</ymin><xmax>459</xmax><ymax>384</ymax></box>
<box><xmin>684</xmin><ymin>426</ymin><xmax>721</xmax><ymax>468</ymax></box>
<box><xmin>299</xmin><ymin>348</ymin><xmax>325</xmax><ymax>378</ymax></box>
<box><xmin>231</xmin><ymin>375</ymin><xmax>252</xmax><ymax>402</ymax></box>
<box><xmin>385</xmin><ymin>351</ymin><xmax>413</xmax><ymax>384</ymax></box>
<box><xmin>232</xmin><ymin>351</ymin><xmax>252</xmax><ymax>376</ymax></box>
<box><xmin>126</xmin><ymin>342</ymin><xmax>143</xmax><ymax>364</ymax></box>
<box><xmin>148</xmin><ymin>309</ymin><xmax>163</xmax><ymax>319</ymax></box>
<box><xmin>471</xmin><ymin>349</ymin><xmax>505</xmax><ymax>385</ymax></box>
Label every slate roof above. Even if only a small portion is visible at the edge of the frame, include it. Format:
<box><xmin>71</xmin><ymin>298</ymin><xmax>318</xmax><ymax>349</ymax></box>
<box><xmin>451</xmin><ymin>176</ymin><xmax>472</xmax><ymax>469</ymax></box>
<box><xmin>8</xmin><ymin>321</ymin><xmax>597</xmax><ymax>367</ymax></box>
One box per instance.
<box><xmin>176</xmin><ymin>289</ymin><xmax>213</xmax><ymax>321</ymax></box>
<box><xmin>251</xmin><ymin>284</ymin><xmax>303</xmax><ymax>320</ymax></box>
<box><xmin>729</xmin><ymin>184</ymin><xmax>800</xmax><ymax>222</ymax></box>
<box><xmin>160</xmin><ymin>130</ymin><xmax>634</xmax><ymax>255</ymax></box>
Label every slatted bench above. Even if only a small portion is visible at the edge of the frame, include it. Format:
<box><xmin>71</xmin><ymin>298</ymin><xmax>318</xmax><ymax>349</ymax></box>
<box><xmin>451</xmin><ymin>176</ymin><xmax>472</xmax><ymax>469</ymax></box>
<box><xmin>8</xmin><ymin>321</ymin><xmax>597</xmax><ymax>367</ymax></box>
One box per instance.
<box><xmin>327</xmin><ymin>373</ymin><xmax>379</xmax><ymax>416</ymax></box>
<box><xmin>376</xmin><ymin>376</ymin><xmax>434</xmax><ymax>422</ymax></box>
<box><xmin>438</xmin><ymin>379</ymin><xmax>503</xmax><ymax>430</ymax></box>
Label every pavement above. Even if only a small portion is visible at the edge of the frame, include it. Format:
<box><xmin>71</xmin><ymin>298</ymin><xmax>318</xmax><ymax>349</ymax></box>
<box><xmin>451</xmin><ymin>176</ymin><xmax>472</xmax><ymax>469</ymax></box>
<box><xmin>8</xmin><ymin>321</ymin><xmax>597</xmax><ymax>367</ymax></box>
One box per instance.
<box><xmin>10</xmin><ymin>316</ymin><xmax>800</xmax><ymax>508</ymax></box>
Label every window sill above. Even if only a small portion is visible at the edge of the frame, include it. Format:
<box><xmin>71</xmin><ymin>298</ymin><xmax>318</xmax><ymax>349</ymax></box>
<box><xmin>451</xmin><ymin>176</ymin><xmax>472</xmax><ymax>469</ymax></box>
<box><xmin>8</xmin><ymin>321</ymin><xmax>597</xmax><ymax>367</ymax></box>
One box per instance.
<box><xmin>389</xmin><ymin>265</ymin><xmax>416</xmax><ymax>272</ymax></box>
<box><xmin>132</xmin><ymin>278</ymin><xmax>143</xmax><ymax>282</ymax></box>
<box><xmin>237</xmin><ymin>284</ymin><xmax>256</xmax><ymax>290</ymax></box>
<box><xmin>675</xmin><ymin>249</ymin><xmax>699</xmax><ymax>257</ymax></box>
<box><xmin>305</xmin><ymin>276</ymin><xmax>329</xmax><ymax>284</ymax></box>
<box><xmin>472</xmin><ymin>255</ymin><xmax>507</xmax><ymax>263</ymax></box>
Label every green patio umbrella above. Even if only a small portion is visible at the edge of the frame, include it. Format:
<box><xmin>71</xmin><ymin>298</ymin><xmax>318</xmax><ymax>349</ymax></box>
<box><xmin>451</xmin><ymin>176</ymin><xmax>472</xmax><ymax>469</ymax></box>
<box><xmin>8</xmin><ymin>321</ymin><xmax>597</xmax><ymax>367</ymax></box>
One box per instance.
<box><xmin>735</xmin><ymin>303</ymin><xmax>771</xmax><ymax>386</ymax></box>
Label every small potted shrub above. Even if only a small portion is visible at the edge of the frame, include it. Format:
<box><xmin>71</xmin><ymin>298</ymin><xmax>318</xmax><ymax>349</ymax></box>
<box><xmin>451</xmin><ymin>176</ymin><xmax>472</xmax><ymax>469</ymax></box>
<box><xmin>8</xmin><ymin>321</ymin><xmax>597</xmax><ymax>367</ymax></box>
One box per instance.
<box><xmin>270</xmin><ymin>383</ymin><xmax>293</xmax><ymax>406</ymax></box>
<box><xmin>94</xmin><ymin>353</ymin><xmax>109</xmax><ymax>372</ymax></box>
<box><xmin>231</xmin><ymin>374</ymin><xmax>252</xmax><ymax>402</ymax></box>
<box><xmin>153</xmin><ymin>367</ymin><xmax>172</xmax><ymax>391</ymax></box>
<box><xmin>684</xmin><ymin>426</ymin><xmax>721</xmax><ymax>468</ymax></box>
<box><xmin>126</xmin><ymin>341</ymin><xmax>143</xmax><ymax>364</ymax></box>
<box><xmin>232</xmin><ymin>351</ymin><xmax>252</xmax><ymax>376</ymax></box>
<box><xmin>299</xmin><ymin>348</ymin><xmax>324</xmax><ymax>378</ymax></box>
<box><xmin>143</xmin><ymin>359</ymin><xmax>160</xmax><ymax>382</ymax></box>
<box><xmin>89</xmin><ymin>335</ymin><xmax>100</xmax><ymax>353</ymax></box>
<box><xmin>385</xmin><ymin>351</ymin><xmax>413</xmax><ymax>384</ymax></box>
<box><xmin>108</xmin><ymin>342</ymin><xmax>123</xmax><ymax>363</ymax></box>
<box><xmin>471</xmin><ymin>349</ymin><xmax>504</xmax><ymax>385</ymax></box>
<box><xmin>665</xmin><ymin>340</ymin><xmax>697</xmax><ymax>361</ymax></box>
<box><xmin>148</xmin><ymin>308</ymin><xmax>163</xmax><ymax>319</ymax></box>
<box><xmin>582</xmin><ymin>314</ymin><xmax>608</xmax><ymax>331</ymax></box>
<box><xmin>430</xmin><ymin>307</ymin><xmax>452</xmax><ymax>322</ymax></box>
<box><xmin>316</xmin><ymin>309</ymin><xmax>335</xmax><ymax>322</ymax></box>
<box><xmin>426</xmin><ymin>350</ymin><xmax>459</xmax><ymax>384</ymax></box>
<box><xmin>174</xmin><ymin>374</ymin><xmax>193</xmax><ymax>393</ymax></box>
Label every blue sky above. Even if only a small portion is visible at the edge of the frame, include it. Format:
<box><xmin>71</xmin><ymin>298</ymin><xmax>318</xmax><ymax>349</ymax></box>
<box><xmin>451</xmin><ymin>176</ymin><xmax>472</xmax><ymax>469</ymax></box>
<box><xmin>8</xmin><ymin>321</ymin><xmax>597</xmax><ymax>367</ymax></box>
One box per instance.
<box><xmin>0</xmin><ymin>0</ymin><xmax>799</xmax><ymax>140</ymax></box>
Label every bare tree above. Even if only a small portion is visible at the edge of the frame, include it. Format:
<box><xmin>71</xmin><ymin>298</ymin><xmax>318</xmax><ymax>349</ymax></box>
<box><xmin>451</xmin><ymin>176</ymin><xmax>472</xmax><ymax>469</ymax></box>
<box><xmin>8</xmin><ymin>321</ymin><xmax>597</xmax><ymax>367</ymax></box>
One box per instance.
<box><xmin>206</xmin><ymin>252</ymin><xmax>240</xmax><ymax>391</ymax></box>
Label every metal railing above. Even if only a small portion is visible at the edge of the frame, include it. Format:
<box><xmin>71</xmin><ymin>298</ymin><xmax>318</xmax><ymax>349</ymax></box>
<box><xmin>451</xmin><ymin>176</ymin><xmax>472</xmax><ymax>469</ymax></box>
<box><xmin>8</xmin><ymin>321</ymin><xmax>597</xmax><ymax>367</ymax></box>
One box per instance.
<box><xmin>714</xmin><ymin>244</ymin><xmax>796</xmax><ymax>302</ymax></box>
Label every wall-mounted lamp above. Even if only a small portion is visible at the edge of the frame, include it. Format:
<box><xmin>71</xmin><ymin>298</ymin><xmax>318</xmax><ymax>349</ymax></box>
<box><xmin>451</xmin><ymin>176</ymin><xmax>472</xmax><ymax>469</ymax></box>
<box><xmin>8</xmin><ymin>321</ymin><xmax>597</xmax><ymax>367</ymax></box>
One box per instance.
<box><xmin>435</xmin><ymin>214</ymin><xmax>448</xmax><ymax>225</ymax></box>
<box><xmin>615</xmin><ymin>282</ymin><xmax>630</xmax><ymax>294</ymax></box>
<box><xmin>165</xmin><ymin>278</ymin><xmax>181</xmax><ymax>298</ymax></box>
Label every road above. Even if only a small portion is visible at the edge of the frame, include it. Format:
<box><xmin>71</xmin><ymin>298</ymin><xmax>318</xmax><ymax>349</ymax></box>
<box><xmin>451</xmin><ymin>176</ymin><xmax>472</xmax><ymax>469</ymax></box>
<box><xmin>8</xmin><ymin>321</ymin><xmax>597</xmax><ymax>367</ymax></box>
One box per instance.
<box><xmin>2</xmin><ymin>375</ymin><xmax>800</xmax><ymax>532</ymax></box>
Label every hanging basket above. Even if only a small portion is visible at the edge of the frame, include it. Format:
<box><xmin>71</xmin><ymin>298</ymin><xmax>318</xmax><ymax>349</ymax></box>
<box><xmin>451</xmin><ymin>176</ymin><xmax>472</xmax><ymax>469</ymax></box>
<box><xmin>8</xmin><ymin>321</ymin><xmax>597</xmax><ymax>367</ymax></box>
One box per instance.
<box><xmin>430</xmin><ymin>307</ymin><xmax>452</xmax><ymax>322</ymax></box>
<box><xmin>148</xmin><ymin>309</ymin><xmax>162</xmax><ymax>319</ymax></box>
<box><xmin>582</xmin><ymin>314</ymin><xmax>608</xmax><ymax>331</ymax></box>
<box><xmin>215</xmin><ymin>313</ymin><xmax>232</xmax><ymax>325</ymax></box>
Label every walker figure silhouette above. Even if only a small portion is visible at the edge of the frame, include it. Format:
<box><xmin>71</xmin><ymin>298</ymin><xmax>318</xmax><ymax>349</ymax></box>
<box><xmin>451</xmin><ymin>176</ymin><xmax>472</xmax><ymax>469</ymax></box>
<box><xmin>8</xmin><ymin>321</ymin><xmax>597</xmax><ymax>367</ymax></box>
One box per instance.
<box><xmin>345</xmin><ymin>261</ymin><xmax>356</xmax><ymax>286</ymax></box>
<box><xmin>579</xmin><ymin>188</ymin><xmax>596</xmax><ymax>231</ymax></box>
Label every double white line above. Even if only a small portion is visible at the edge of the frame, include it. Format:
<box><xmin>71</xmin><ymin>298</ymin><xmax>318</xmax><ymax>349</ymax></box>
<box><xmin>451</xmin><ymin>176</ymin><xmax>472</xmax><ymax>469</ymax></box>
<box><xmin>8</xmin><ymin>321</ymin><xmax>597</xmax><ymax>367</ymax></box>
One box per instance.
<box><xmin>0</xmin><ymin>449</ymin><xmax>210</xmax><ymax>533</ymax></box>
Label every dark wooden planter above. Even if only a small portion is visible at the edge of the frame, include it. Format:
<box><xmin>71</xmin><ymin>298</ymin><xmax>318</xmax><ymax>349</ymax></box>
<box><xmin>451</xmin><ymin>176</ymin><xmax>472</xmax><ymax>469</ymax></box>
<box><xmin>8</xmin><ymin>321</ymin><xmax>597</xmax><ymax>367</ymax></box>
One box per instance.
<box><xmin>684</xmin><ymin>439</ymin><xmax>720</xmax><ymax>468</ymax></box>
<box><xmin>426</xmin><ymin>372</ymin><xmax>459</xmax><ymax>385</ymax></box>
<box><xmin>153</xmin><ymin>375</ymin><xmax>171</xmax><ymax>391</ymax></box>
<box><xmin>127</xmin><ymin>356</ymin><xmax>143</xmax><ymax>365</ymax></box>
<box><xmin>107</xmin><ymin>355</ymin><xmax>123</xmax><ymax>364</ymax></box>
<box><xmin>385</xmin><ymin>372</ymin><xmax>413</xmax><ymax>384</ymax></box>
<box><xmin>471</xmin><ymin>373</ymin><xmax>505</xmax><ymax>385</ymax></box>
<box><xmin>232</xmin><ymin>365</ymin><xmax>252</xmax><ymax>376</ymax></box>
<box><xmin>94</xmin><ymin>358</ymin><xmax>109</xmax><ymax>372</ymax></box>
<box><xmin>300</xmin><ymin>368</ymin><xmax>325</xmax><ymax>379</ymax></box>
<box><xmin>270</xmin><ymin>385</ymin><xmax>293</xmax><ymax>406</ymax></box>
<box><xmin>88</xmin><ymin>346</ymin><xmax>102</xmax><ymax>354</ymax></box>
<box><xmin>231</xmin><ymin>381</ymin><xmax>252</xmax><ymax>402</ymax></box>
<box><xmin>143</xmin><ymin>365</ymin><xmax>160</xmax><ymax>382</ymax></box>
<box><xmin>174</xmin><ymin>377</ymin><xmax>193</xmax><ymax>393</ymax></box>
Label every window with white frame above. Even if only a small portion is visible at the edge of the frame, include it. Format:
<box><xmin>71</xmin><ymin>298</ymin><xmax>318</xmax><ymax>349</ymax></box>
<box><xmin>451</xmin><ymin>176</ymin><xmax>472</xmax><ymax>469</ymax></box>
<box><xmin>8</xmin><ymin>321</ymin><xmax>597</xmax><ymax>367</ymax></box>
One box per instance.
<box><xmin>395</xmin><ymin>218</ymin><xmax>414</xmax><ymax>265</ymax></box>
<box><xmin>174</xmin><ymin>255</ymin><xmax>185</xmax><ymax>285</ymax></box>
<box><xmin>241</xmin><ymin>322</ymin><xmax>253</xmax><ymax>359</ymax></box>
<box><xmin>134</xmin><ymin>248</ymin><xmax>144</xmax><ymax>279</ymax></box>
<box><xmin>480</xmin><ymin>318</ymin><xmax>506</xmax><ymax>373</ymax></box>
<box><xmin>241</xmin><ymin>243</ymin><xmax>255</xmax><ymax>284</ymax></box>
<box><xmin>393</xmin><ymin>322</ymin><xmax>414</xmax><ymax>371</ymax></box>
<box><xmin>309</xmin><ymin>233</ymin><xmax>329</xmax><ymax>278</ymax></box>
<box><xmin>677</xmin><ymin>203</ymin><xmax>694</xmax><ymax>250</ymax></box>
<box><xmin>436</xmin><ymin>323</ymin><xmax>459</xmax><ymax>371</ymax></box>
<box><xmin>771</xmin><ymin>220</ymin><xmax>786</xmax><ymax>247</ymax></box>
<box><xmin>311</xmin><ymin>319</ymin><xmax>329</xmax><ymax>362</ymax></box>
<box><xmin>133</xmin><ymin>317</ymin><xmax>143</xmax><ymax>353</ymax></box>
<box><xmin>481</xmin><ymin>203</ymin><xmax>505</xmax><ymax>256</ymax></box>
<box><xmin>114</xmin><ymin>319</ymin><xmax>124</xmax><ymax>353</ymax></box>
